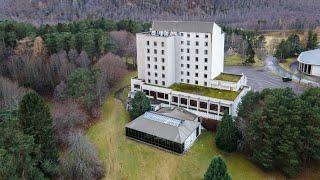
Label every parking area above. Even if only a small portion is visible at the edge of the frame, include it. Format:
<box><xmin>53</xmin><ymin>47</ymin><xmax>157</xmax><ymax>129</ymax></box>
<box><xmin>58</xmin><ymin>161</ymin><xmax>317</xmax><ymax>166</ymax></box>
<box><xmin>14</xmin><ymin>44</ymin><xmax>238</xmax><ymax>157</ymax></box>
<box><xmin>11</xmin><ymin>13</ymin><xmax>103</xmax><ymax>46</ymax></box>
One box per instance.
<box><xmin>225</xmin><ymin>66</ymin><xmax>305</xmax><ymax>93</ymax></box>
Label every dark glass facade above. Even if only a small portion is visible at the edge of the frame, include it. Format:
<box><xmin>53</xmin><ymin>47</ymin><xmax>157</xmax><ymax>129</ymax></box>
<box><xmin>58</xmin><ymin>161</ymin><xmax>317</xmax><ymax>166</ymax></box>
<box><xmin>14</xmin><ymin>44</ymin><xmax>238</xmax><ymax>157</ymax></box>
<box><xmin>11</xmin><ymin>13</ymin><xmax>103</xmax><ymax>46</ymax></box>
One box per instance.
<box><xmin>126</xmin><ymin>127</ymin><xmax>184</xmax><ymax>153</ymax></box>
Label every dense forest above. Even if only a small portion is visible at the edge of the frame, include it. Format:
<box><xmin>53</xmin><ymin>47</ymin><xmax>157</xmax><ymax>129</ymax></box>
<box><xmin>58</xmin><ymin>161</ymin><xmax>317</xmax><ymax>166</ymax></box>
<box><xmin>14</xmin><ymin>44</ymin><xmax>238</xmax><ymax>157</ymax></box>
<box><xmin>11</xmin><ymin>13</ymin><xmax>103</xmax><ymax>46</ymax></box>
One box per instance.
<box><xmin>0</xmin><ymin>0</ymin><xmax>319</xmax><ymax>30</ymax></box>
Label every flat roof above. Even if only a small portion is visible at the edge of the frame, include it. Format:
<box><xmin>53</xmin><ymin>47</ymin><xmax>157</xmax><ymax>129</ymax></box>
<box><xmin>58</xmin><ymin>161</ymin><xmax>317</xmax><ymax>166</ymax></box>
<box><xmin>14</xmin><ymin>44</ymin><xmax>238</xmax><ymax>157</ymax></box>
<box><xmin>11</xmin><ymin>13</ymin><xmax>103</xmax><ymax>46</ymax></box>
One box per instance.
<box><xmin>152</xmin><ymin>21</ymin><xmax>215</xmax><ymax>33</ymax></box>
<box><xmin>214</xmin><ymin>73</ymin><xmax>242</xmax><ymax>82</ymax></box>
<box><xmin>125</xmin><ymin>109</ymin><xmax>200</xmax><ymax>144</ymax></box>
<box><xmin>298</xmin><ymin>49</ymin><xmax>320</xmax><ymax>65</ymax></box>
<box><xmin>169</xmin><ymin>83</ymin><xmax>240</xmax><ymax>101</ymax></box>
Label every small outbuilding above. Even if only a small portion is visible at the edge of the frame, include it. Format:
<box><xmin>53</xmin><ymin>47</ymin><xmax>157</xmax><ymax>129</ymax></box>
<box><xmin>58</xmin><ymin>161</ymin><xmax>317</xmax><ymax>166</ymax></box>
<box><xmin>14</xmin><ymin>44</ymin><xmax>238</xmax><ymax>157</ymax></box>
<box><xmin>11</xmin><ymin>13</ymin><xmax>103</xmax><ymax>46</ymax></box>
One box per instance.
<box><xmin>297</xmin><ymin>49</ymin><xmax>320</xmax><ymax>76</ymax></box>
<box><xmin>125</xmin><ymin>107</ymin><xmax>201</xmax><ymax>154</ymax></box>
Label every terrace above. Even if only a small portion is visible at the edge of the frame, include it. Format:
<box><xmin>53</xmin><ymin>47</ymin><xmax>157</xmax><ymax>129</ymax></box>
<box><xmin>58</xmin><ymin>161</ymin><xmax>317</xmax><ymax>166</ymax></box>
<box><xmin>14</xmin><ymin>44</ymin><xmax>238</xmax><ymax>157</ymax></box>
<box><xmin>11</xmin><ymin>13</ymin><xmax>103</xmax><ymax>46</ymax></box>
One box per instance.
<box><xmin>214</xmin><ymin>73</ymin><xmax>242</xmax><ymax>82</ymax></box>
<box><xmin>169</xmin><ymin>83</ymin><xmax>240</xmax><ymax>101</ymax></box>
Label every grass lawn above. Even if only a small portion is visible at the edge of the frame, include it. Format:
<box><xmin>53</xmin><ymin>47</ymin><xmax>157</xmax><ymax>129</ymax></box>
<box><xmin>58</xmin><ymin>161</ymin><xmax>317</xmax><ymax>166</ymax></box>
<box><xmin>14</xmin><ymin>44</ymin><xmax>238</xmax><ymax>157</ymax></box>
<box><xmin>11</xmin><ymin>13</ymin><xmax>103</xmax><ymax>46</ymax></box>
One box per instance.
<box><xmin>225</xmin><ymin>54</ymin><xmax>264</xmax><ymax>67</ymax></box>
<box><xmin>214</xmin><ymin>73</ymin><xmax>242</xmax><ymax>82</ymax></box>
<box><xmin>86</xmin><ymin>71</ymin><xmax>320</xmax><ymax>180</ymax></box>
<box><xmin>278</xmin><ymin>57</ymin><xmax>297</xmax><ymax>72</ymax></box>
<box><xmin>170</xmin><ymin>83</ymin><xmax>240</xmax><ymax>101</ymax></box>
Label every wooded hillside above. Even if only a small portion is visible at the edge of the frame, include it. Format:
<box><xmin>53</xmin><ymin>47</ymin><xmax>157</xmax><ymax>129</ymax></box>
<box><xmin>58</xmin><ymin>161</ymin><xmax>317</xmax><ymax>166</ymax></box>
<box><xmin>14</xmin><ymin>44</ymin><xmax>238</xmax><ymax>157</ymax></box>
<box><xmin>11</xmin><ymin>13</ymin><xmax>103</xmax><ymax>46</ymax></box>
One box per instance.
<box><xmin>0</xmin><ymin>0</ymin><xmax>319</xmax><ymax>30</ymax></box>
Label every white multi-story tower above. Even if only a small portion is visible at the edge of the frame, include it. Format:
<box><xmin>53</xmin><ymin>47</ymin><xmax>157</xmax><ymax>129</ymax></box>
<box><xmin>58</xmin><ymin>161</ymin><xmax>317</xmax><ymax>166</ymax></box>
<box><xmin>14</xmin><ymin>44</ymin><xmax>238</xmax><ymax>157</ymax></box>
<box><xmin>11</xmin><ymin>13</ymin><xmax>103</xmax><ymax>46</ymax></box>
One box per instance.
<box><xmin>131</xmin><ymin>21</ymin><xmax>250</xmax><ymax>120</ymax></box>
<box><xmin>136</xmin><ymin>21</ymin><xmax>225</xmax><ymax>87</ymax></box>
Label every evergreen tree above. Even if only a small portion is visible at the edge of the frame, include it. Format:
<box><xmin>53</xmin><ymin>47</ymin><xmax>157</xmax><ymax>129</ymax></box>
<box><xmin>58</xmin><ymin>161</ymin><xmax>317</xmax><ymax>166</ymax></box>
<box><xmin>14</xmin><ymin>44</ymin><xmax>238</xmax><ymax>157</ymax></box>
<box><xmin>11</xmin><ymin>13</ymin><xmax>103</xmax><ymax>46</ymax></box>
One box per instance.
<box><xmin>215</xmin><ymin>113</ymin><xmax>240</xmax><ymax>153</ymax></box>
<box><xmin>306</xmin><ymin>30</ymin><xmax>318</xmax><ymax>50</ymax></box>
<box><xmin>129</xmin><ymin>91</ymin><xmax>151</xmax><ymax>119</ymax></box>
<box><xmin>18</xmin><ymin>92</ymin><xmax>59</xmax><ymax>177</ymax></box>
<box><xmin>204</xmin><ymin>156</ymin><xmax>231</xmax><ymax>180</ymax></box>
<box><xmin>245</xmin><ymin>39</ymin><xmax>255</xmax><ymax>64</ymax></box>
<box><xmin>67</xmin><ymin>68</ymin><xmax>96</xmax><ymax>110</ymax></box>
<box><xmin>0</xmin><ymin>109</ymin><xmax>45</xmax><ymax>179</ymax></box>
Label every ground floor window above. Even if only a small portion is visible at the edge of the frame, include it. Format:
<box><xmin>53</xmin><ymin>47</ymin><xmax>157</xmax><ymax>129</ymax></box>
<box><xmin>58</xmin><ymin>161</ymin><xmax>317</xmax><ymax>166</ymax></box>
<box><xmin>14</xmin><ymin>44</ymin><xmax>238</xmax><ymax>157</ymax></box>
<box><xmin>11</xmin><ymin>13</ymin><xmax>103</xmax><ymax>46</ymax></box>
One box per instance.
<box><xmin>126</xmin><ymin>128</ymin><xmax>184</xmax><ymax>153</ymax></box>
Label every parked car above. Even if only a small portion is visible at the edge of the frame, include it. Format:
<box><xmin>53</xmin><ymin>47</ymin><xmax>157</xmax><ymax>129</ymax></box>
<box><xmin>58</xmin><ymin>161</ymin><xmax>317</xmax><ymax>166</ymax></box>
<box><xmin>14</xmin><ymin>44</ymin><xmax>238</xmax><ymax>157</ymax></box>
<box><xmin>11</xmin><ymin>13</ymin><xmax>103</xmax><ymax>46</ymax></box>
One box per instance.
<box><xmin>282</xmin><ymin>77</ymin><xmax>292</xmax><ymax>82</ymax></box>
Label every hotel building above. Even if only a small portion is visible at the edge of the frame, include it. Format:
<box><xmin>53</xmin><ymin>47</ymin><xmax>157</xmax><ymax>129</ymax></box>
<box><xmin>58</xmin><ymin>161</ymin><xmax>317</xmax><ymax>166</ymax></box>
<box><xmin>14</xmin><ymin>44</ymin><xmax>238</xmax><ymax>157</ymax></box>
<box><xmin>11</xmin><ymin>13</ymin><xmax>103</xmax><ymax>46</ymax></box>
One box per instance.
<box><xmin>129</xmin><ymin>21</ymin><xmax>250</xmax><ymax>120</ymax></box>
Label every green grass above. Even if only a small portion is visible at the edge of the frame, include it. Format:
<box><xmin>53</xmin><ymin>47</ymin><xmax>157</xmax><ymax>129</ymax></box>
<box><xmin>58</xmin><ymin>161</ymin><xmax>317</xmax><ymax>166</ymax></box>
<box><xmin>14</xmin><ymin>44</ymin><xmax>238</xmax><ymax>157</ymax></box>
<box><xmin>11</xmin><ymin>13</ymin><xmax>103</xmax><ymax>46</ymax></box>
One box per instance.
<box><xmin>225</xmin><ymin>54</ymin><xmax>264</xmax><ymax>67</ymax></box>
<box><xmin>214</xmin><ymin>73</ymin><xmax>242</xmax><ymax>82</ymax></box>
<box><xmin>170</xmin><ymin>83</ymin><xmax>240</xmax><ymax>101</ymax></box>
<box><xmin>86</xmin><ymin>71</ymin><xmax>320</xmax><ymax>180</ymax></box>
<box><xmin>278</xmin><ymin>57</ymin><xmax>297</xmax><ymax>72</ymax></box>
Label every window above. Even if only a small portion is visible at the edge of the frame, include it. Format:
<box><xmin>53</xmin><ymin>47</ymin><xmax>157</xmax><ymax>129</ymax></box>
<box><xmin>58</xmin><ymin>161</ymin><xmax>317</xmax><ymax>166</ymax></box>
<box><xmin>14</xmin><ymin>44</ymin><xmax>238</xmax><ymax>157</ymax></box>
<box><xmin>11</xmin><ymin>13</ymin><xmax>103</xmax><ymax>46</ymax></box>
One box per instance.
<box><xmin>196</xmin><ymin>34</ymin><xmax>199</xmax><ymax>38</ymax></box>
<box><xmin>187</xmin><ymin>72</ymin><xmax>190</xmax><ymax>76</ymax></box>
<box><xmin>195</xmin><ymin>65</ymin><xmax>198</xmax><ymax>69</ymax></box>
<box><xmin>147</xmin><ymin>64</ymin><xmax>150</xmax><ymax>68</ymax></box>
<box><xmin>161</xmin><ymin>42</ymin><xmax>164</xmax><ymax>47</ymax></box>
<box><xmin>195</xmin><ymin>73</ymin><xmax>198</xmax><ymax>77</ymax></box>
<box><xmin>204</xmin><ymin>50</ymin><xmax>208</xmax><ymax>55</ymax></box>
<box><xmin>181</xmin><ymin>33</ymin><xmax>184</xmax><ymax>36</ymax></box>
<box><xmin>158</xmin><ymin>92</ymin><xmax>164</xmax><ymax>99</ymax></box>
<box><xmin>162</xmin><ymin>74</ymin><xmax>165</xmax><ymax>78</ymax></box>
<box><xmin>190</xmin><ymin>99</ymin><xmax>197</xmax><ymax>107</ymax></box>
<box><xmin>181</xmin><ymin>41</ymin><xmax>184</xmax><ymax>45</ymax></box>
<box><xmin>195</xmin><ymin>49</ymin><xmax>199</xmax><ymax>54</ymax></box>
<box><xmin>200</xmin><ymin>102</ymin><xmax>207</xmax><ymax>109</ymax></box>
<box><xmin>148</xmin><ymin>79</ymin><xmax>151</xmax><ymax>83</ymax></box>
<box><xmin>181</xmin><ymin>56</ymin><xmax>183</xmax><ymax>60</ymax></box>
<box><xmin>154</xmin><ymin>57</ymin><xmax>157</xmax><ymax>62</ymax></box>
<box><xmin>187</xmin><ymin>34</ymin><xmax>190</xmax><ymax>37</ymax></box>
<box><xmin>204</xmin><ymin>66</ymin><xmax>208</xmax><ymax>70</ymax></box>
<box><xmin>162</xmin><ymin>66</ymin><xmax>165</xmax><ymax>70</ymax></box>
<box><xmin>181</xmin><ymin>98</ymin><xmax>187</xmax><ymax>105</ymax></box>
<box><xmin>161</xmin><ymin>58</ymin><xmax>165</xmax><ymax>63</ymax></box>
<box><xmin>172</xmin><ymin>96</ymin><xmax>178</xmax><ymax>103</ymax></box>
<box><xmin>204</xmin><ymin>82</ymin><xmax>207</xmax><ymax>86</ymax></box>
<box><xmin>147</xmin><ymin>56</ymin><xmax>150</xmax><ymax>61</ymax></box>
<box><xmin>155</xmin><ymin>80</ymin><xmax>158</xmax><ymax>84</ymax></box>
<box><xmin>181</xmin><ymin>64</ymin><xmax>184</xmax><ymax>67</ymax></box>
<box><xmin>181</xmin><ymin>79</ymin><xmax>184</xmax><ymax>82</ymax></box>
<box><xmin>161</xmin><ymin>50</ymin><xmax>164</xmax><ymax>55</ymax></box>
<box><xmin>195</xmin><ymin>57</ymin><xmax>199</xmax><ymax>62</ymax></box>
<box><xmin>154</xmin><ymin>42</ymin><xmax>157</xmax><ymax>46</ymax></box>
<box><xmin>134</xmin><ymin>84</ymin><xmax>140</xmax><ymax>89</ymax></box>
<box><xmin>147</xmin><ymin>72</ymin><xmax>150</xmax><ymax>75</ymax></box>
<box><xmin>187</xmin><ymin>48</ymin><xmax>190</xmax><ymax>53</ymax></box>
<box><xmin>154</xmin><ymin>49</ymin><xmax>157</xmax><ymax>54</ymax></box>
<box><xmin>187</xmin><ymin>79</ymin><xmax>190</xmax><ymax>83</ymax></box>
<box><xmin>205</xmin><ymin>42</ymin><xmax>208</xmax><ymax>46</ymax></box>
<box><xmin>187</xmin><ymin>41</ymin><xmax>190</xmax><ymax>45</ymax></box>
<box><xmin>155</xmin><ymin>73</ymin><xmax>158</xmax><ymax>77</ymax></box>
<box><xmin>147</xmin><ymin>49</ymin><xmax>150</xmax><ymax>53</ymax></box>
<box><xmin>204</xmin><ymin>58</ymin><xmax>208</xmax><ymax>63</ymax></box>
<box><xmin>205</xmin><ymin>34</ymin><xmax>209</xmax><ymax>38</ymax></box>
<box><xmin>154</xmin><ymin>65</ymin><xmax>157</xmax><ymax>69</ymax></box>
<box><xmin>204</xmin><ymin>74</ymin><xmax>207</xmax><ymax>78</ymax></box>
<box><xmin>162</xmin><ymin>81</ymin><xmax>165</xmax><ymax>86</ymax></box>
<box><xmin>147</xmin><ymin>41</ymin><xmax>150</xmax><ymax>45</ymax></box>
<box><xmin>187</xmin><ymin>64</ymin><xmax>190</xmax><ymax>68</ymax></box>
<box><xmin>181</xmin><ymin>71</ymin><xmax>184</xmax><ymax>75</ymax></box>
<box><xmin>181</xmin><ymin>49</ymin><xmax>184</xmax><ymax>52</ymax></box>
<box><xmin>195</xmin><ymin>41</ymin><xmax>199</xmax><ymax>46</ymax></box>
<box><xmin>187</xmin><ymin>56</ymin><xmax>190</xmax><ymax>61</ymax></box>
<box><xmin>195</xmin><ymin>80</ymin><xmax>198</xmax><ymax>85</ymax></box>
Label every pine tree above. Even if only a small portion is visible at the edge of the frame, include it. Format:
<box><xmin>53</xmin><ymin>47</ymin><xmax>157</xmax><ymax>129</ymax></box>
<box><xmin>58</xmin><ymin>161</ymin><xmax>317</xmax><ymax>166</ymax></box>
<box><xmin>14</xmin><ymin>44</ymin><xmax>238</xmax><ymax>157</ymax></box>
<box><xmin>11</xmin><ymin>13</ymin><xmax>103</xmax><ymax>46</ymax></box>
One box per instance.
<box><xmin>306</xmin><ymin>30</ymin><xmax>318</xmax><ymax>50</ymax></box>
<box><xmin>129</xmin><ymin>91</ymin><xmax>151</xmax><ymax>119</ymax></box>
<box><xmin>18</xmin><ymin>92</ymin><xmax>59</xmax><ymax>177</ymax></box>
<box><xmin>204</xmin><ymin>156</ymin><xmax>231</xmax><ymax>180</ymax></box>
<box><xmin>245</xmin><ymin>39</ymin><xmax>255</xmax><ymax>64</ymax></box>
<box><xmin>215</xmin><ymin>113</ymin><xmax>240</xmax><ymax>153</ymax></box>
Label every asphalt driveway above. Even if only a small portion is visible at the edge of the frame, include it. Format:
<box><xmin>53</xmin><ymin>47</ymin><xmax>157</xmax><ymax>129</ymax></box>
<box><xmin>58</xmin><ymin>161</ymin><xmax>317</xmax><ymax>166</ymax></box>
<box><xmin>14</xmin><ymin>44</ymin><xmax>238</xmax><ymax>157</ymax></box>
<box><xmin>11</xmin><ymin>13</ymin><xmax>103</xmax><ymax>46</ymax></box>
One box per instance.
<box><xmin>224</xmin><ymin>66</ymin><xmax>304</xmax><ymax>93</ymax></box>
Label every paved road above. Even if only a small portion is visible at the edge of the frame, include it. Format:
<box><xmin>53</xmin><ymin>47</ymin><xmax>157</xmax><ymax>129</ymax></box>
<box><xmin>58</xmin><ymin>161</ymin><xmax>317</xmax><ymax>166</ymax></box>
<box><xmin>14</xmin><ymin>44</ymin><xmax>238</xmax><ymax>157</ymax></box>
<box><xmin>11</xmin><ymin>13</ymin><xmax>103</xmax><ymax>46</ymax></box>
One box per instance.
<box><xmin>225</xmin><ymin>66</ymin><xmax>304</xmax><ymax>93</ymax></box>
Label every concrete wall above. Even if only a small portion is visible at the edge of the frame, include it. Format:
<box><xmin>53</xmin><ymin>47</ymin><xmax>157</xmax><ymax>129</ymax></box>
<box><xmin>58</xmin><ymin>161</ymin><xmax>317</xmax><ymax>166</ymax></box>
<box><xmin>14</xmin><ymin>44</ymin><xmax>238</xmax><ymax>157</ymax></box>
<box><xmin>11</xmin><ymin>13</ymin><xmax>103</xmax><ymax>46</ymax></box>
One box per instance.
<box><xmin>312</xmin><ymin>65</ymin><xmax>320</xmax><ymax>76</ymax></box>
<box><xmin>184</xmin><ymin>127</ymin><xmax>200</xmax><ymax>151</ymax></box>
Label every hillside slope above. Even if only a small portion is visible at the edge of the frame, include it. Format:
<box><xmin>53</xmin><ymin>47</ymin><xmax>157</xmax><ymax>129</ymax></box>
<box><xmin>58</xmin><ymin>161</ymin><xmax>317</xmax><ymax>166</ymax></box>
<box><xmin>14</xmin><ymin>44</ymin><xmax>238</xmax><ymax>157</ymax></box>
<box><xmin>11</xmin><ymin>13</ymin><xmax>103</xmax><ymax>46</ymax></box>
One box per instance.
<box><xmin>0</xmin><ymin>0</ymin><xmax>319</xmax><ymax>29</ymax></box>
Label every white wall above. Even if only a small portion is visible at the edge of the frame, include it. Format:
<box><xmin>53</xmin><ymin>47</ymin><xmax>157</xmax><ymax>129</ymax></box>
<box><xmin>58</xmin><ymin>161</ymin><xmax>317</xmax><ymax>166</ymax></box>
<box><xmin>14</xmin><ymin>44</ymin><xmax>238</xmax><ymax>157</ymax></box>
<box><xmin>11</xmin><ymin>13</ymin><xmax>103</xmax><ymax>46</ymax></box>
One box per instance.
<box><xmin>184</xmin><ymin>127</ymin><xmax>200</xmax><ymax>151</ymax></box>
<box><xmin>211</xmin><ymin>23</ymin><xmax>225</xmax><ymax>79</ymax></box>
<box><xmin>312</xmin><ymin>65</ymin><xmax>320</xmax><ymax>76</ymax></box>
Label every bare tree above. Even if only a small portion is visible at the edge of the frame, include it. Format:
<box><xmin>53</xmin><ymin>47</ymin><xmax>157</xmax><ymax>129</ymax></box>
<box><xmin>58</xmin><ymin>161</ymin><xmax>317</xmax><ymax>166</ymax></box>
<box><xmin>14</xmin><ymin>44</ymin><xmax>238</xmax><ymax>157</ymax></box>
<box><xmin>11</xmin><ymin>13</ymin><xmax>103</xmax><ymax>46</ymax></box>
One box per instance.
<box><xmin>0</xmin><ymin>76</ymin><xmax>30</xmax><ymax>109</ymax></box>
<box><xmin>60</xmin><ymin>131</ymin><xmax>105</xmax><ymax>180</ymax></box>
